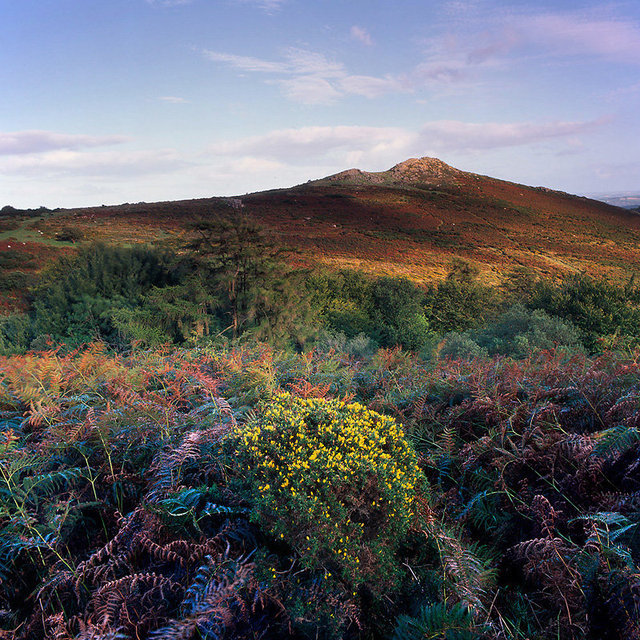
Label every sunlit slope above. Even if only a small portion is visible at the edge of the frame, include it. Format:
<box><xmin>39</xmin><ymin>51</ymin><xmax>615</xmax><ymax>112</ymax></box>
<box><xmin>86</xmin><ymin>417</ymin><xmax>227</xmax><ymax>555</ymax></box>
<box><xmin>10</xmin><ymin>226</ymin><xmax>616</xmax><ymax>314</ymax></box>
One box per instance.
<box><xmin>2</xmin><ymin>157</ymin><xmax>640</xmax><ymax>289</ymax></box>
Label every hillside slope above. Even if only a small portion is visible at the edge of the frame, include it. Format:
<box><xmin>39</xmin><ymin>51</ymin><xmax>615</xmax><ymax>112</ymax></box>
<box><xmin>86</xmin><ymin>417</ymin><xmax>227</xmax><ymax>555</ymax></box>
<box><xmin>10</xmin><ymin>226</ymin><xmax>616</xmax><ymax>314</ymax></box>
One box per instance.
<box><xmin>2</xmin><ymin>157</ymin><xmax>640</xmax><ymax>301</ymax></box>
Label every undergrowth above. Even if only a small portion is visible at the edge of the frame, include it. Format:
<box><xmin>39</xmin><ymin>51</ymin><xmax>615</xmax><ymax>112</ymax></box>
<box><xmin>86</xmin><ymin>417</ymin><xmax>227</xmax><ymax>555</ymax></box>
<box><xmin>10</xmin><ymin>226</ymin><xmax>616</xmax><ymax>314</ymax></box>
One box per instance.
<box><xmin>0</xmin><ymin>343</ymin><xmax>639</xmax><ymax>638</ymax></box>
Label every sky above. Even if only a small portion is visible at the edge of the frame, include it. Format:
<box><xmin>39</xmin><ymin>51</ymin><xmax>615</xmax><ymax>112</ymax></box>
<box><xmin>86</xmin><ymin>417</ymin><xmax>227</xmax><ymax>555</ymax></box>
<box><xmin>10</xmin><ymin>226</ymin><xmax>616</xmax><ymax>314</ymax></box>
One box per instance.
<box><xmin>2</xmin><ymin>0</ymin><xmax>640</xmax><ymax>208</ymax></box>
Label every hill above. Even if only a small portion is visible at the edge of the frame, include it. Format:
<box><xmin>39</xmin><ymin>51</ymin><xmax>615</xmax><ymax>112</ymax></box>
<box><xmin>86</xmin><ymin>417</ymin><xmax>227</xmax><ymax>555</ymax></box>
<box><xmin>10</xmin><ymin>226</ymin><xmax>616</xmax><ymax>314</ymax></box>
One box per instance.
<box><xmin>2</xmin><ymin>157</ymin><xmax>640</xmax><ymax>309</ymax></box>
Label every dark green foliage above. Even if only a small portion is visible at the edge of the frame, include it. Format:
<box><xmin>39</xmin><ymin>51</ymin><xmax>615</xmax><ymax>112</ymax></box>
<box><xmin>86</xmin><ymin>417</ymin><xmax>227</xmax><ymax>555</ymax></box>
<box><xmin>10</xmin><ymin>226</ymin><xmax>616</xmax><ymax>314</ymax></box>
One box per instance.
<box><xmin>305</xmin><ymin>269</ymin><xmax>375</xmax><ymax>338</ymax></box>
<box><xmin>392</xmin><ymin>602</ymin><xmax>488</xmax><ymax>640</ymax></box>
<box><xmin>0</xmin><ymin>271</ymin><xmax>36</xmax><ymax>291</ymax></box>
<box><xmin>0</xmin><ymin>313</ymin><xmax>33</xmax><ymax>354</ymax></box>
<box><xmin>306</xmin><ymin>270</ymin><xmax>433</xmax><ymax>350</ymax></box>
<box><xmin>187</xmin><ymin>213</ymin><xmax>312</xmax><ymax>346</ymax></box>
<box><xmin>530</xmin><ymin>274</ymin><xmax>640</xmax><ymax>350</ymax></box>
<box><xmin>424</xmin><ymin>260</ymin><xmax>500</xmax><ymax>333</ymax></box>
<box><xmin>32</xmin><ymin>243</ymin><xmax>175</xmax><ymax>346</ymax></box>
<box><xmin>441</xmin><ymin>304</ymin><xmax>582</xmax><ymax>359</ymax></box>
<box><xmin>370</xmin><ymin>276</ymin><xmax>431</xmax><ymax>350</ymax></box>
<box><xmin>113</xmin><ymin>276</ymin><xmax>219</xmax><ymax>346</ymax></box>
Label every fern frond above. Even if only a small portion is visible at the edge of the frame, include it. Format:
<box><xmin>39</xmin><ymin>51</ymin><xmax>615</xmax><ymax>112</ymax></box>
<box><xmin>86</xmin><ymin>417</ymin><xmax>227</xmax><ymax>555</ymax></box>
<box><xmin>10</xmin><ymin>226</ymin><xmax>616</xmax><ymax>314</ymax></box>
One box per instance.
<box><xmin>593</xmin><ymin>425</ymin><xmax>640</xmax><ymax>458</ymax></box>
<box><xmin>392</xmin><ymin>602</ymin><xmax>489</xmax><ymax>640</ymax></box>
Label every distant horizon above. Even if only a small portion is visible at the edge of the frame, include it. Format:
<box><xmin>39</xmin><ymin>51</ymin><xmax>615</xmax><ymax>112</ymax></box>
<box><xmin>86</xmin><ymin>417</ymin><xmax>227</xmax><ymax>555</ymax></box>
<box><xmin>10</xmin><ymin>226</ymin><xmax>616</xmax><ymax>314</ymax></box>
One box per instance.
<box><xmin>3</xmin><ymin>0</ymin><xmax>640</xmax><ymax>208</ymax></box>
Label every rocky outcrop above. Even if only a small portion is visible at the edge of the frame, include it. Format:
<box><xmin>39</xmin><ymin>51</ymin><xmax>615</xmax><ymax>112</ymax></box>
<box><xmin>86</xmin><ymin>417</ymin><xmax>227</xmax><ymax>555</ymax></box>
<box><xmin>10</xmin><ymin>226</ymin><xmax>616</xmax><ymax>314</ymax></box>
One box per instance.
<box><xmin>316</xmin><ymin>156</ymin><xmax>462</xmax><ymax>187</ymax></box>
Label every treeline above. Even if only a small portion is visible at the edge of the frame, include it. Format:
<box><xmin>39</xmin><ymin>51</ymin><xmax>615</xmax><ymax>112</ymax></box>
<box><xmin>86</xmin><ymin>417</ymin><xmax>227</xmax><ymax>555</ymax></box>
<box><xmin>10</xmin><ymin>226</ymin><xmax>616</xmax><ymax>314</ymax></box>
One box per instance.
<box><xmin>2</xmin><ymin>215</ymin><xmax>640</xmax><ymax>355</ymax></box>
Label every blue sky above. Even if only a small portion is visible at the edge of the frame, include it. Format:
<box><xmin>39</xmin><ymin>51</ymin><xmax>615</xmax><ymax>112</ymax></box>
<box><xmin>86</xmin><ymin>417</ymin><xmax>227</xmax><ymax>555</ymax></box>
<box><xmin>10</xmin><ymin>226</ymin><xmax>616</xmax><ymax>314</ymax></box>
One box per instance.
<box><xmin>2</xmin><ymin>0</ymin><xmax>639</xmax><ymax>208</ymax></box>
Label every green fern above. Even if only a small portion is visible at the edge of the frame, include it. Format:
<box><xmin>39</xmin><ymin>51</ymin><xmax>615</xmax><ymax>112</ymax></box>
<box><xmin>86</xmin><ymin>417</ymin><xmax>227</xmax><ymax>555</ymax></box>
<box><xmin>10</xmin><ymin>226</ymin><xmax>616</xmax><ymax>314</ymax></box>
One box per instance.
<box><xmin>592</xmin><ymin>425</ymin><xmax>640</xmax><ymax>457</ymax></box>
<box><xmin>22</xmin><ymin>467</ymin><xmax>88</xmax><ymax>508</ymax></box>
<box><xmin>392</xmin><ymin>602</ymin><xmax>490</xmax><ymax>640</ymax></box>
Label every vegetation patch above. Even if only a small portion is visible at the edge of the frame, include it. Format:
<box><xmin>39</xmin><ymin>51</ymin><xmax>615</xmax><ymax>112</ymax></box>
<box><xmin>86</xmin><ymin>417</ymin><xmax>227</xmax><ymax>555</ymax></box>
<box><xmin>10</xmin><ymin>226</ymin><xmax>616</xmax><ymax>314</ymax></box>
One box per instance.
<box><xmin>235</xmin><ymin>393</ymin><xmax>424</xmax><ymax>590</ymax></box>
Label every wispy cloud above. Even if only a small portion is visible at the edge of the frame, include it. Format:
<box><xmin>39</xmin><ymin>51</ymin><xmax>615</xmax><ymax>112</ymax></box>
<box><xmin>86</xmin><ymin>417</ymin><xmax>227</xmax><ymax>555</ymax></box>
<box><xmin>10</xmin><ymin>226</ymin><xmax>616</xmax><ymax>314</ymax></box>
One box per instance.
<box><xmin>409</xmin><ymin>7</ymin><xmax>640</xmax><ymax>97</ymax></box>
<box><xmin>424</xmin><ymin>8</ymin><xmax>640</xmax><ymax>71</ymax></box>
<box><xmin>233</xmin><ymin>0</ymin><xmax>287</xmax><ymax>12</ymax></box>
<box><xmin>214</xmin><ymin>125</ymin><xmax>412</xmax><ymax>161</ymax></box>
<box><xmin>416</xmin><ymin>118</ymin><xmax>609</xmax><ymax>152</ymax></box>
<box><xmin>203</xmin><ymin>46</ymin><xmax>404</xmax><ymax>104</ymax></box>
<box><xmin>0</xmin><ymin>149</ymin><xmax>188</xmax><ymax>177</ymax></box>
<box><xmin>350</xmin><ymin>26</ymin><xmax>373</xmax><ymax>46</ymax></box>
<box><xmin>158</xmin><ymin>96</ymin><xmax>189</xmax><ymax>103</ymax></box>
<box><xmin>0</xmin><ymin>131</ymin><xmax>127</xmax><ymax>156</ymax></box>
<box><xmin>202</xmin><ymin>50</ymin><xmax>288</xmax><ymax>73</ymax></box>
<box><xmin>212</xmin><ymin>118</ymin><xmax>606</xmax><ymax>167</ymax></box>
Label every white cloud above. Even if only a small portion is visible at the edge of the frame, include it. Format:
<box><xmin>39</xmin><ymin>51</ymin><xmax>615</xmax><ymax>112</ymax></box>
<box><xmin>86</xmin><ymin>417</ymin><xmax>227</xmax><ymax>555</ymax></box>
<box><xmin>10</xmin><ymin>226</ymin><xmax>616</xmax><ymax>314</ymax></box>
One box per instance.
<box><xmin>416</xmin><ymin>118</ymin><xmax>609</xmax><ymax>152</ymax></box>
<box><xmin>146</xmin><ymin>0</ymin><xmax>193</xmax><ymax>6</ymax></box>
<box><xmin>280</xmin><ymin>76</ymin><xmax>342</xmax><ymax>105</ymax></box>
<box><xmin>203</xmin><ymin>46</ymin><xmax>405</xmax><ymax>104</ymax></box>
<box><xmin>202</xmin><ymin>50</ymin><xmax>288</xmax><ymax>73</ymax></box>
<box><xmin>217</xmin><ymin>156</ymin><xmax>286</xmax><ymax>175</ymax></box>
<box><xmin>350</xmin><ymin>26</ymin><xmax>373</xmax><ymax>46</ymax></box>
<box><xmin>0</xmin><ymin>131</ymin><xmax>127</xmax><ymax>156</ymax></box>
<box><xmin>0</xmin><ymin>149</ymin><xmax>189</xmax><ymax>178</ymax></box>
<box><xmin>211</xmin><ymin>118</ymin><xmax>607</xmax><ymax>170</ymax></box>
<box><xmin>284</xmin><ymin>47</ymin><xmax>344</xmax><ymax>77</ymax></box>
<box><xmin>158</xmin><ymin>96</ymin><xmax>189</xmax><ymax>103</ymax></box>
<box><xmin>233</xmin><ymin>0</ymin><xmax>287</xmax><ymax>12</ymax></box>
<box><xmin>340</xmin><ymin>74</ymin><xmax>402</xmax><ymax>98</ymax></box>
<box><xmin>213</xmin><ymin>125</ymin><xmax>412</xmax><ymax>161</ymax></box>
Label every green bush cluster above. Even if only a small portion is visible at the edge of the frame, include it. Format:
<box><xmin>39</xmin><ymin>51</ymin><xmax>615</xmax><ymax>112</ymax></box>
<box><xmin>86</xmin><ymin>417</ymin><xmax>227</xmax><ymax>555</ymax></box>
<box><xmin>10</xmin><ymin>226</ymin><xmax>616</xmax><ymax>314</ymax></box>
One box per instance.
<box><xmin>441</xmin><ymin>304</ymin><xmax>583</xmax><ymax>359</ymax></box>
<box><xmin>3</xmin><ymin>214</ymin><xmax>640</xmax><ymax>359</ymax></box>
<box><xmin>307</xmin><ymin>270</ymin><xmax>433</xmax><ymax>351</ymax></box>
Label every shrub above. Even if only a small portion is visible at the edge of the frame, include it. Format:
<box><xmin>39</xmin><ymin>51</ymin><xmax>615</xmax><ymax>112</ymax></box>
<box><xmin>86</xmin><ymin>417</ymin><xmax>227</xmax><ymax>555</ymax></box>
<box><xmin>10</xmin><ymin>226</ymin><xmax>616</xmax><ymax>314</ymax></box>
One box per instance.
<box><xmin>369</xmin><ymin>276</ymin><xmax>432</xmax><ymax>350</ymax></box>
<box><xmin>312</xmin><ymin>330</ymin><xmax>378</xmax><ymax>359</ymax></box>
<box><xmin>424</xmin><ymin>262</ymin><xmax>501</xmax><ymax>334</ymax></box>
<box><xmin>440</xmin><ymin>305</ymin><xmax>583</xmax><ymax>360</ymax></box>
<box><xmin>0</xmin><ymin>271</ymin><xmax>36</xmax><ymax>292</ymax></box>
<box><xmin>234</xmin><ymin>393</ymin><xmax>425</xmax><ymax>591</ymax></box>
<box><xmin>477</xmin><ymin>304</ymin><xmax>582</xmax><ymax>357</ymax></box>
<box><xmin>0</xmin><ymin>313</ymin><xmax>33</xmax><ymax>354</ymax></box>
<box><xmin>530</xmin><ymin>274</ymin><xmax>640</xmax><ymax>351</ymax></box>
<box><xmin>439</xmin><ymin>332</ymin><xmax>488</xmax><ymax>360</ymax></box>
<box><xmin>54</xmin><ymin>226</ymin><xmax>84</xmax><ymax>242</ymax></box>
<box><xmin>31</xmin><ymin>243</ymin><xmax>175</xmax><ymax>346</ymax></box>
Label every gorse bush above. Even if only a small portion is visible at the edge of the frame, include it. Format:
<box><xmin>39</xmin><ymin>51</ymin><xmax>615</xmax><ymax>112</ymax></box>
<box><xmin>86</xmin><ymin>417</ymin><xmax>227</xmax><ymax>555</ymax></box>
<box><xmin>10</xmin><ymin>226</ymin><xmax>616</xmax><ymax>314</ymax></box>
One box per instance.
<box><xmin>234</xmin><ymin>393</ymin><xmax>425</xmax><ymax>590</ymax></box>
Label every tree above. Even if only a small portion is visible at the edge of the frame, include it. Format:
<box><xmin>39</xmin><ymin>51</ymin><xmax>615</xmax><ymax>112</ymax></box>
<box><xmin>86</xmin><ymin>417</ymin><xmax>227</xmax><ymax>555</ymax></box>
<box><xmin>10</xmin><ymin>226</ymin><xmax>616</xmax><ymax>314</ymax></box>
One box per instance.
<box><xmin>370</xmin><ymin>276</ymin><xmax>431</xmax><ymax>350</ymax></box>
<box><xmin>424</xmin><ymin>260</ymin><xmax>500</xmax><ymax>333</ymax></box>
<box><xmin>187</xmin><ymin>213</ymin><xmax>310</xmax><ymax>345</ymax></box>
<box><xmin>31</xmin><ymin>243</ymin><xmax>174</xmax><ymax>346</ymax></box>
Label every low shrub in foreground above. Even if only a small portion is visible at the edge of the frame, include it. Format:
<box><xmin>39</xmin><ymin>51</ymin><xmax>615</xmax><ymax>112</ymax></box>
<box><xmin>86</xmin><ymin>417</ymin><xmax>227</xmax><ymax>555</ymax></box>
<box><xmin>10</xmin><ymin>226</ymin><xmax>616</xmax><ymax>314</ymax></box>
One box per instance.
<box><xmin>234</xmin><ymin>393</ymin><xmax>426</xmax><ymax>591</ymax></box>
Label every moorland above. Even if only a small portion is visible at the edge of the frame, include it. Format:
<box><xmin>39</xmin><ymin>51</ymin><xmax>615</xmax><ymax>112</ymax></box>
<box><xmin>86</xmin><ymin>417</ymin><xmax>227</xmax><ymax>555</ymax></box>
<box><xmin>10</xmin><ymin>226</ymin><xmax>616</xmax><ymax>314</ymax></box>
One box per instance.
<box><xmin>1</xmin><ymin>158</ymin><xmax>640</xmax><ymax>639</ymax></box>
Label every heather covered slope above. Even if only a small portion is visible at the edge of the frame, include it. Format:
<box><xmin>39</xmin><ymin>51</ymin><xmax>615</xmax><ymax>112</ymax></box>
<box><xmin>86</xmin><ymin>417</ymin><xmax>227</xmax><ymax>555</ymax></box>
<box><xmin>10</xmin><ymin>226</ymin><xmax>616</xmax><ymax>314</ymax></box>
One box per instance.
<box><xmin>2</xmin><ymin>158</ymin><xmax>639</xmax><ymax>296</ymax></box>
